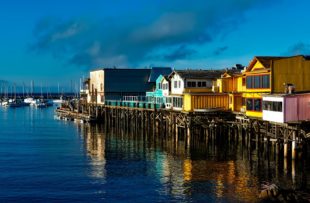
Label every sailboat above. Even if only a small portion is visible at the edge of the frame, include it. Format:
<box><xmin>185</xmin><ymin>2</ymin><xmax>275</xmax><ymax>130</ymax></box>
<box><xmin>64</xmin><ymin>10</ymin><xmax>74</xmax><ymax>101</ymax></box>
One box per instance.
<box><xmin>5</xmin><ymin>84</ymin><xmax>27</xmax><ymax>108</ymax></box>
<box><xmin>31</xmin><ymin>83</ymin><xmax>53</xmax><ymax>108</ymax></box>
<box><xmin>53</xmin><ymin>83</ymin><xmax>65</xmax><ymax>104</ymax></box>
<box><xmin>24</xmin><ymin>81</ymin><xmax>35</xmax><ymax>105</ymax></box>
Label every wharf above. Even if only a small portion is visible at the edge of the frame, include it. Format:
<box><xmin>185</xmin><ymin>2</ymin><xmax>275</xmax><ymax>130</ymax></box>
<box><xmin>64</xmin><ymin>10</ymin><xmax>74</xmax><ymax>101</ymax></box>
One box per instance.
<box><xmin>56</xmin><ymin>102</ymin><xmax>310</xmax><ymax>161</ymax></box>
<box><xmin>55</xmin><ymin>108</ymin><xmax>96</xmax><ymax>123</ymax></box>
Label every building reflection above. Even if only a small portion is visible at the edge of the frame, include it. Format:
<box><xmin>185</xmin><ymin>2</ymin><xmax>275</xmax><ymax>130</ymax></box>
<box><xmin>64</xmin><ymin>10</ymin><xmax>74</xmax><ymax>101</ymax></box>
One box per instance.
<box><xmin>182</xmin><ymin>159</ymin><xmax>259</xmax><ymax>202</ymax></box>
<box><xmin>75</xmin><ymin>124</ymin><xmax>308</xmax><ymax>201</ymax></box>
<box><xmin>80</xmin><ymin>124</ymin><xmax>106</xmax><ymax>180</ymax></box>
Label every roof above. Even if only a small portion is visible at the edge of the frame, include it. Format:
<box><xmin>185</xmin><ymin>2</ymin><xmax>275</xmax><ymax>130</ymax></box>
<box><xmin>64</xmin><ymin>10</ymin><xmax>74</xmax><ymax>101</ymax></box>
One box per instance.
<box><xmin>171</xmin><ymin>69</ymin><xmax>225</xmax><ymax>80</ymax></box>
<box><xmin>263</xmin><ymin>92</ymin><xmax>310</xmax><ymax>98</ymax></box>
<box><xmin>162</xmin><ymin>75</ymin><xmax>170</xmax><ymax>81</ymax></box>
<box><xmin>222</xmin><ymin>68</ymin><xmax>242</xmax><ymax>78</ymax></box>
<box><xmin>148</xmin><ymin>67</ymin><xmax>172</xmax><ymax>82</ymax></box>
<box><xmin>246</xmin><ymin>56</ymin><xmax>287</xmax><ymax>72</ymax></box>
<box><xmin>104</xmin><ymin>69</ymin><xmax>152</xmax><ymax>92</ymax></box>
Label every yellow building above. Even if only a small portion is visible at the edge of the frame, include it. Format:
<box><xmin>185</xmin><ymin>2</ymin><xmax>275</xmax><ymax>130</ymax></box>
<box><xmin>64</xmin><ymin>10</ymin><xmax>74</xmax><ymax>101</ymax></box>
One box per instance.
<box><xmin>218</xmin><ymin>56</ymin><xmax>310</xmax><ymax>118</ymax></box>
<box><xmin>183</xmin><ymin>93</ymin><xmax>229</xmax><ymax>112</ymax></box>
<box><xmin>242</xmin><ymin>56</ymin><xmax>286</xmax><ymax>118</ymax></box>
<box><xmin>217</xmin><ymin>67</ymin><xmax>245</xmax><ymax>112</ymax></box>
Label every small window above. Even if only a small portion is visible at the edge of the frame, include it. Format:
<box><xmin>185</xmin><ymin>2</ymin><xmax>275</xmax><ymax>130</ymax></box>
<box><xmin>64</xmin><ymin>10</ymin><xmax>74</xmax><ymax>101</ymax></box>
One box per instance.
<box><xmin>178</xmin><ymin>81</ymin><xmax>181</xmax><ymax>88</ymax></box>
<box><xmin>242</xmin><ymin>78</ymin><xmax>246</xmax><ymax>86</ymax></box>
<box><xmin>198</xmin><ymin>82</ymin><xmax>202</xmax><ymax>87</ymax></box>
<box><xmin>246</xmin><ymin>99</ymin><xmax>253</xmax><ymax>111</ymax></box>
<box><xmin>254</xmin><ymin>99</ymin><xmax>261</xmax><ymax>111</ymax></box>
<box><xmin>202</xmin><ymin>82</ymin><xmax>207</xmax><ymax>87</ymax></box>
<box><xmin>191</xmin><ymin>82</ymin><xmax>196</xmax><ymax>87</ymax></box>
<box><xmin>174</xmin><ymin>81</ymin><xmax>177</xmax><ymax>88</ymax></box>
<box><xmin>187</xmin><ymin>81</ymin><xmax>192</xmax><ymax>87</ymax></box>
<box><xmin>246</xmin><ymin>77</ymin><xmax>252</xmax><ymax>88</ymax></box>
<box><xmin>262</xmin><ymin>75</ymin><xmax>270</xmax><ymax>88</ymax></box>
<box><xmin>254</xmin><ymin>76</ymin><xmax>260</xmax><ymax>88</ymax></box>
<box><xmin>100</xmin><ymin>83</ymin><xmax>103</xmax><ymax>91</ymax></box>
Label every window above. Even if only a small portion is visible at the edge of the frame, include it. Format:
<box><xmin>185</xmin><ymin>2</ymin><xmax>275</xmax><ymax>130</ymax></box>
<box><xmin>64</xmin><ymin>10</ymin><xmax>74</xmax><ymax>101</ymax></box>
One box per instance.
<box><xmin>172</xmin><ymin>97</ymin><xmax>183</xmax><ymax>108</ymax></box>
<box><xmin>202</xmin><ymin>82</ymin><xmax>207</xmax><ymax>87</ymax></box>
<box><xmin>100</xmin><ymin>83</ymin><xmax>103</xmax><ymax>91</ymax></box>
<box><xmin>246</xmin><ymin>99</ymin><xmax>253</xmax><ymax>111</ymax></box>
<box><xmin>101</xmin><ymin>96</ymin><xmax>104</xmax><ymax>102</ymax></box>
<box><xmin>263</xmin><ymin>101</ymin><xmax>282</xmax><ymax>112</ymax></box>
<box><xmin>198</xmin><ymin>82</ymin><xmax>202</xmax><ymax>87</ymax></box>
<box><xmin>174</xmin><ymin>81</ymin><xmax>177</xmax><ymax>88</ymax></box>
<box><xmin>178</xmin><ymin>81</ymin><xmax>181</xmax><ymax>88</ymax></box>
<box><xmin>246</xmin><ymin>98</ymin><xmax>262</xmax><ymax>111</ymax></box>
<box><xmin>263</xmin><ymin>101</ymin><xmax>272</xmax><ymax>111</ymax></box>
<box><xmin>246</xmin><ymin>77</ymin><xmax>252</xmax><ymax>88</ymax></box>
<box><xmin>242</xmin><ymin>98</ymin><xmax>246</xmax><ymax>106</ymax></box>
<box><xmin>254</xmin><ymin>99</ymin><xmax>261</xmax><ymax>111</ymax></box>
<box><xmin>246</xmin><ymin>75</ymin><xmax>270</xmax><ymax>89</ymax></box>
<box><xmin>254</xmin><ymin>76</ymin><xmax>260</xmax><ymax>88</ymax></box>
<box><xmin>262</xmin><ymin>75</ymin><xmax>270</xmax><ymax>88</ymax></box>
<box><xmin>187</xmin><ymin>81</ymin><xmax>196</xmax><ymax>87</ymax></box>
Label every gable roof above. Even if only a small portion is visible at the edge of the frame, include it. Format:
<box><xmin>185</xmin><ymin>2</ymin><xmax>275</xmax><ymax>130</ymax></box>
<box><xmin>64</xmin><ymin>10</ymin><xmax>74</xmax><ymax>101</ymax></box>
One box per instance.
<box><xmin>148</xmin><ymin>67</ymin><xmax>172</xmax><ymax>83</ymax></box>
<box><xmin>171</xmin><ymin>69</ymin><xmax>225</xmax><ymax>80</ymax></box>
<box><xmin>222</xmin><ymin>68</ymin><xmax>242</xmax><ymax>78</ymax></box>
<box><xmin>246</xmin><ymin>56</ymin><xmax>287</xmax><ymax>72</ymax></box>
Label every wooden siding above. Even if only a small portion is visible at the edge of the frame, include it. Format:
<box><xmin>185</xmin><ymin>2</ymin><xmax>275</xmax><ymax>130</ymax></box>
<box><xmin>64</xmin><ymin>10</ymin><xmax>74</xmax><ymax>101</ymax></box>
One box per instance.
<box><xmin>272</xmin><ymin>56</ymin><xmax>310</xmax><ymax>93</ymax></box>
<box><xmin>183</xmin><ymin>93</ymin><xmax>229</xmax><ymax>112</ymax></box>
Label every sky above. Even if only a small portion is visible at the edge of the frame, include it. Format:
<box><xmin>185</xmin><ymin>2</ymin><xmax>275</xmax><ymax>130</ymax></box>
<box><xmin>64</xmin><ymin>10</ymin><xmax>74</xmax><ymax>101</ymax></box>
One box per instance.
<box><xmin>1</xmin><ymin>0</ymin><xmax>310</xmax><ymax>91</ymax></box>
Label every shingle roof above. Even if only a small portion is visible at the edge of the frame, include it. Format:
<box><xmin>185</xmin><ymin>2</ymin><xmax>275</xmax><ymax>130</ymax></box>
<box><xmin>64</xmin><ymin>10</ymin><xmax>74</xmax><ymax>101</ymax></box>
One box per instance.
<box><xmin>255</xmin><ymin>56</ymin><xmax>286</xmax><ymax>68</ymax></box>
<box><xmin>225</xmin><ymin>68</ymin><xmax>242</xmax><ymax>76</ymax></box>
<box><xmin>173</xmin><ymin>69</ymin><xmax>225</xmax><ymax>79</ymax></box>
<box><xmin>148</xmin><ymin>67</ymin><xmax>172</xmax><ymax>82</ymax></box>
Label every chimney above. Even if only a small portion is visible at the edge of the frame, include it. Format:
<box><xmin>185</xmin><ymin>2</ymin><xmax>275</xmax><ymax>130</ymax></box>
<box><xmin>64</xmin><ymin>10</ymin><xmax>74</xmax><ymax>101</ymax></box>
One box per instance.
<box><xmin>284</xmin><ymin>83</ymin><xmax>295</xmax><ymax>94</ymax></box>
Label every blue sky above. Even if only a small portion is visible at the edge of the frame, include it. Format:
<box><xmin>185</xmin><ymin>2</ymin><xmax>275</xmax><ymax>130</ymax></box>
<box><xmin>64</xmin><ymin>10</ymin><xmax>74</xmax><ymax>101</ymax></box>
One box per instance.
<box><xmin>1</xmin><ymin>0</ymin><xmax>310</xmax><ymax>90</ymax></box>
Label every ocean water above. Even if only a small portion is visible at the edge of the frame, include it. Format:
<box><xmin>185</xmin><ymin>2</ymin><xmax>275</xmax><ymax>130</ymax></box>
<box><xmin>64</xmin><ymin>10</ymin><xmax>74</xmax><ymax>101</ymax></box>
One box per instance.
<box><xmin>0</xmin><ymin>107</ymin><xmax>309</xmax><ymax>202</ymax></box>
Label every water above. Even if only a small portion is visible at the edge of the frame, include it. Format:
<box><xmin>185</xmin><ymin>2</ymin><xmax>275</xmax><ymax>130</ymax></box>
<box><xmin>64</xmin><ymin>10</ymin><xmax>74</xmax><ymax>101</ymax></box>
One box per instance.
<box><xmin>0</xmin><ymin>107</ymin><xmax>309</xmax><ymax>202</ymax></box>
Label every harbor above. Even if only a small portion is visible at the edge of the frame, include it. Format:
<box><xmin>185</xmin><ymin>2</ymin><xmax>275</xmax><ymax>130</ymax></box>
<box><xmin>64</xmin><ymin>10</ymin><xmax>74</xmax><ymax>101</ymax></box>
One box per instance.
<box><xmin>2</xmin><ymin>106</ymin><xmax>310</xmax><ymax>202</ymax></box>
<box><xmin>2</xmin><ymin>0</ymin><xmax>310</xmax><ymax>201</ymax></box>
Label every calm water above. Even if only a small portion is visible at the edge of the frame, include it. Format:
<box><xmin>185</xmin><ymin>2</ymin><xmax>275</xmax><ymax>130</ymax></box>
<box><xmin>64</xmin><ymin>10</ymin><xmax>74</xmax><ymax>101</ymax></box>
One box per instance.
<box><xmin>0</xmin><ymin>107</ymin><xmax>309</xmax><ymax>202</ymax></box>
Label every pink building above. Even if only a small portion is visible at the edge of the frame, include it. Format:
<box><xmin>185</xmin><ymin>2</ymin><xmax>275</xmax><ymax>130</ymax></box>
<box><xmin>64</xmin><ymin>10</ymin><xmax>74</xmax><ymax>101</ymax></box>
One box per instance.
<box><xmin>263</xmin><ymin>93</ymin><xmax>310</xmax><ymax>123</ymax></box>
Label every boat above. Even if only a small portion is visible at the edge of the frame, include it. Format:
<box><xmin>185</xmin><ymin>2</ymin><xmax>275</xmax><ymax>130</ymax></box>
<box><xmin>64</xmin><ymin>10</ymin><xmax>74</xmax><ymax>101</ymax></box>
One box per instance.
<box><xmin>24</xmin><ymin>97</ymin><xmax>35</xmax><ymax>104</ymax></box>
<box><xmin>4</xmin><ymin>99</ymin><xmax>27</xmax><ymax>108</ymax></box>
<box><xmin>31</xmin><ymin>99</ymin><xmax>53</xmax><ymax>108</ymax></box>
<box><xmin>53</xmin><ymin>96</ymin><xmax>65</xmax><ymax>104</ymax></box>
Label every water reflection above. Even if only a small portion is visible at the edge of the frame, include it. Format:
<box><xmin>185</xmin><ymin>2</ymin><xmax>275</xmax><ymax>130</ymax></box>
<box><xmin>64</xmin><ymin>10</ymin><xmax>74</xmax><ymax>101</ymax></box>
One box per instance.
<box><xmin>77</xmin><ymin>124</ymin><xmax>310</xmax><ymax>202</ymax></box>
<box><xmin>80</xmin><ymin>124</ymin><xmax>106</xmax><ymax>180</ymax></box>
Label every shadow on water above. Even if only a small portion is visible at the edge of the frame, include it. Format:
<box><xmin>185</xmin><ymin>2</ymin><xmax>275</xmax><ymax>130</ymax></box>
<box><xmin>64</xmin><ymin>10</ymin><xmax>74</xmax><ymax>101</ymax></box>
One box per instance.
<box><xmin>77</xmin><ymin>123</ymin><xmax>310</xmax><ymax>202</ymax></box>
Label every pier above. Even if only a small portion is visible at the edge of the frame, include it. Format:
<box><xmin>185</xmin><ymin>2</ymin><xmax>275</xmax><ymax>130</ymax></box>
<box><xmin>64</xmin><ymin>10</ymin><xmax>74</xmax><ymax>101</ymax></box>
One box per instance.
<box><xmin>56</xmin><ymin>102</ymin><xmax>310</xmax><ymax>162</ymax></box>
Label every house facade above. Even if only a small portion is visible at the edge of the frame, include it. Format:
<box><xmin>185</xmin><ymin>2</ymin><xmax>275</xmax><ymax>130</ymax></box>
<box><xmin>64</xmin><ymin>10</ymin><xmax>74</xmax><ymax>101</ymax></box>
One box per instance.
<box><xmin>242</xmin><ymin>55</ymin><xmax>310</xmax><ymax>118</ymax></box>
<box><xmin>169</xmin><ymin>70</ymin><xmax>226</xmax><ymax>112</ymax></box>
<box><xmin>263</xmin><ymin>93</ymin><xmax>310</xmax><ymax>123</ymax></box>
<box><xmin>87</xmin><ymin>68</ymin><xmax>153</xmax><ymax>105</ymax></box>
